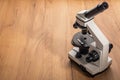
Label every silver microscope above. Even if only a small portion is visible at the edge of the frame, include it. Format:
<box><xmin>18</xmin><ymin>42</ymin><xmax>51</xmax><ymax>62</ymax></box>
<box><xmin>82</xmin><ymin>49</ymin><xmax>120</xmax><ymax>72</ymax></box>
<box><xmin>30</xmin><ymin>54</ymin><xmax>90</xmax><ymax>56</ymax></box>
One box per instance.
<box><xmin>68</xmin><ymin>2</ymin><xmax>113</xmax><ymax>76</ymax></box>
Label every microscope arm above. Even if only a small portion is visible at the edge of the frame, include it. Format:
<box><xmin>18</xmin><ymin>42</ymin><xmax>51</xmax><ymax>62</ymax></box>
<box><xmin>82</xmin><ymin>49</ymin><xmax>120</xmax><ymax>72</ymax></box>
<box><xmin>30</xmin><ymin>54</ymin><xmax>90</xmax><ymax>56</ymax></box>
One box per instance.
<box><xmin>86</xmin><ymin>20</ymin><xmax>109</xmax><ymax>69</ymax></box>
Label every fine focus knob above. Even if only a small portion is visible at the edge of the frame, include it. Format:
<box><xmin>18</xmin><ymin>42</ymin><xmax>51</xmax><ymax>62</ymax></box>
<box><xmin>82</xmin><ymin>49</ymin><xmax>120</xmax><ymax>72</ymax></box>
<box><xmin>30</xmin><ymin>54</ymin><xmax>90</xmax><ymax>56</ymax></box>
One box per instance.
<box><xmin>86</xmin><ymin>50</ymin><xmax>99</xmax><ymax>63</ymax></box>
<box><xmin>86</xmin><ymin>56</ymin><xmax>93</xmax><ymax>63</ymax></box>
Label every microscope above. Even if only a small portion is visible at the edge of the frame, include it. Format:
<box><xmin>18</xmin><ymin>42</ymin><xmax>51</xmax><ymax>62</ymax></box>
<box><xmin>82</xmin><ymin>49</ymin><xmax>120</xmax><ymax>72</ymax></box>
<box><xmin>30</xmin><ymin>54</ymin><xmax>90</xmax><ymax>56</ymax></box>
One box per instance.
<box><xmin>68</xmin><ymin>2</ymin><xmax>113</xmax><ymax>76</ymax></box>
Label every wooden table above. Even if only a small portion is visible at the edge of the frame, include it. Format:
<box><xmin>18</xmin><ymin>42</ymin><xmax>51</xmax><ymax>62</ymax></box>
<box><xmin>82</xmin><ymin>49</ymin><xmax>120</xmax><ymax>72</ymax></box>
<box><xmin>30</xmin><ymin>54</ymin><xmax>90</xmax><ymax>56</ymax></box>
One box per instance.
<box><xmin>0</xmin><ymin>0</ymin><xmax>120</xmax><ymax>80</ymax></box>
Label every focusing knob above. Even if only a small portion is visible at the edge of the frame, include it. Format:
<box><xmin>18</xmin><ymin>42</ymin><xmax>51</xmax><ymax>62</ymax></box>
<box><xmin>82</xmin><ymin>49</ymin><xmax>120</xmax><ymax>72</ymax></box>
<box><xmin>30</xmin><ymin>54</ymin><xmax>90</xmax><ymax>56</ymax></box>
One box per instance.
<box><xmin>86</xmin><ymin>56</ymin><xmax>93</xmax><ymax>63</ymax></box>
<box><xmin>86</xmin><ymin>50</ymin><xmax>99</xmax><ymax>63</ymax></box>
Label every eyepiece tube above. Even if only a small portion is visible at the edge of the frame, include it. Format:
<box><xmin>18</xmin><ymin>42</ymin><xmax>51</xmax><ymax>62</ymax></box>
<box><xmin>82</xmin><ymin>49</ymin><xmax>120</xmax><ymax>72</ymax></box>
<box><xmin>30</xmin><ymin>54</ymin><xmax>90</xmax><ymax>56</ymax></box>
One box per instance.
<box><xmin>85</xmin><ymin>2</ymin><xmax>109</xmax><ymax>18</ymax></box>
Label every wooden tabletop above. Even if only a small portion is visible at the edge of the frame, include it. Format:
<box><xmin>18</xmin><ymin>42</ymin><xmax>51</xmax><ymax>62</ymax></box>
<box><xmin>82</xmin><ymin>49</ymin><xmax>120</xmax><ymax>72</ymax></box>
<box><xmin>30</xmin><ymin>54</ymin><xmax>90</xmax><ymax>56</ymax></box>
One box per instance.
<box><xmin>0</xmin><ymin>0</ymin><xmax>120</xmax><ymax>80</ymax></box>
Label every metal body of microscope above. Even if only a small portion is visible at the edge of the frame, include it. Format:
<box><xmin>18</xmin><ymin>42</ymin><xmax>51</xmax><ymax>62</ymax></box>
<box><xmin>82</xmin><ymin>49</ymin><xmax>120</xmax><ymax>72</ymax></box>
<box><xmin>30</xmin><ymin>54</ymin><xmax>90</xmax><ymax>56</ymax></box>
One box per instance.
<box><xmin>68</xmin><ymin>2</ymin><xmax>113</xmax><ymax>76</ymax></box>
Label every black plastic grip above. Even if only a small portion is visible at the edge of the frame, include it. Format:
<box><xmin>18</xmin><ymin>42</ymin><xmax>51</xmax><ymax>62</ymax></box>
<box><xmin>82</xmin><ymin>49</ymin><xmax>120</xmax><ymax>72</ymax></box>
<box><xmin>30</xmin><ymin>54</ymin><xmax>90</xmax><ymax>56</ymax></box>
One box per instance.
<box><xmin>85</xmin><ymin>2</ymin><xmax>109</xmax><ymax>18</ymax></box>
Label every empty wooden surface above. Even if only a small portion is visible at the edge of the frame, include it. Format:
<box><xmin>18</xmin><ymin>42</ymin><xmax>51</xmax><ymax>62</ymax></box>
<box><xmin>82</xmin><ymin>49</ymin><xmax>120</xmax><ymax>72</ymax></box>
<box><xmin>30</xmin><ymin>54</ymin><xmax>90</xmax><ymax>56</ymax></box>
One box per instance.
<box><xmin>0</xmin><ymin>0</ymin><xmax>120</xmax><ymax>80</ymax></box>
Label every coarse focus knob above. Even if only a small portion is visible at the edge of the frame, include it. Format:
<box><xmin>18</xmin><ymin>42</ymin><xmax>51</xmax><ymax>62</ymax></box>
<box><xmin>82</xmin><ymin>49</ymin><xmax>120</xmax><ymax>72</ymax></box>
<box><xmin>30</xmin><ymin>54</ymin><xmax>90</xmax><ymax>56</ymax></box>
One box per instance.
<box><xmin>86</xmin><ymin>50</ymin><xmax>99</xmax><ymax>63</ymax></box>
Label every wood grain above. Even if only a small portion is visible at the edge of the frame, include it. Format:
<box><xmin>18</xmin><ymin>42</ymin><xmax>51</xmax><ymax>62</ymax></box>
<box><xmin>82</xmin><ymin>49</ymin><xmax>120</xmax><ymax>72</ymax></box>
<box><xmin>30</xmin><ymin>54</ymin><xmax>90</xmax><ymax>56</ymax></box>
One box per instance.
<box><xmin>0</xmin><ymin>0</ymin><xmax>119</xmax><ymax>80</ymax></box>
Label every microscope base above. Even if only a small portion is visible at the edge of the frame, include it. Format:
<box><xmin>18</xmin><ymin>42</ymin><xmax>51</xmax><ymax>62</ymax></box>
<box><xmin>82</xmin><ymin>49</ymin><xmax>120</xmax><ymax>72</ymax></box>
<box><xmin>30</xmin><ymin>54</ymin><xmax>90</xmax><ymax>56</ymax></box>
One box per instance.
<box><xmin>68</xmin><ymin>48</ymin><xmax>112</xmax><ymax>77</ymax></box>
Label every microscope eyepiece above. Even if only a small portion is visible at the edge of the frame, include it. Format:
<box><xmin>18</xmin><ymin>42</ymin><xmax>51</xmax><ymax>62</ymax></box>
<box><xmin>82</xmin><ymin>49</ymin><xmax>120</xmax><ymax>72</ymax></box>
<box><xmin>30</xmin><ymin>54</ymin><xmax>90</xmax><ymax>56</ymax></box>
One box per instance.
<box><xmin>98</xmin><ymin>2</ymin><xmax>109</xmax><ymax>11</ymax></box>
<box><xmin>85</xmin><ymin>2</ymin><xmax>109</xmax><ymax>18</ymax></box>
